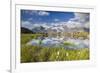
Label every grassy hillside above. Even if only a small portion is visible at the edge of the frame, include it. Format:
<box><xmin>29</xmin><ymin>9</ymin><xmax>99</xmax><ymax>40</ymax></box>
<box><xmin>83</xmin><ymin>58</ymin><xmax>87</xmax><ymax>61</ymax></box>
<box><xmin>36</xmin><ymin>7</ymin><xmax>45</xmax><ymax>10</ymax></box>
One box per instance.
<box><xmin>21</xmin><ymin>27</ymin><xmax>33</xmax><ymax>34</ymax></box>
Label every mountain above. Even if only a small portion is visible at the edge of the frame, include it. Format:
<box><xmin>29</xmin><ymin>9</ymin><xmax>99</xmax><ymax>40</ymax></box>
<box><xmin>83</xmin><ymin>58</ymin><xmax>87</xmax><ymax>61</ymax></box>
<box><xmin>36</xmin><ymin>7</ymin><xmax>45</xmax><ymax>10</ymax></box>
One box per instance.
<box><xmin>32</xmin><ymin>26</ymin><xmax>47</xmax><ymax>33</ymax></box>
<box><xmin>21</xmin><ymin>22</ymin><xmax>89</xmax><ymax>34</ymax></box>
<box><xmin>21</xmin><ymin>27</ymin><xmax>33</xmax><ymax>33</ymax></box>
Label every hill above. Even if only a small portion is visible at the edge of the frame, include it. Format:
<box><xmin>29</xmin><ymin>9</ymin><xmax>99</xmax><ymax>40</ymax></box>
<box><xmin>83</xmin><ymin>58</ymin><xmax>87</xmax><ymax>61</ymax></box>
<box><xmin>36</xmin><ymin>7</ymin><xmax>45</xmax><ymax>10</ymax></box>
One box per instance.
<box><xmin>21</xmin><ymin>27</ymin><xmax>33</xmax><ymax>33</ymax></box>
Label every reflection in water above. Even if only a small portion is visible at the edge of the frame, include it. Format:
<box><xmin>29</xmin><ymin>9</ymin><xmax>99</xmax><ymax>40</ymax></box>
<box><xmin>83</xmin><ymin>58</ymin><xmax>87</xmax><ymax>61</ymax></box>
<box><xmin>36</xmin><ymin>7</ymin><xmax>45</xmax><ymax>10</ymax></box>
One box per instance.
<box><xmin>26</xmin><ymin>37</ymin><xmax>89</xmax><ymax>49</ymax></box>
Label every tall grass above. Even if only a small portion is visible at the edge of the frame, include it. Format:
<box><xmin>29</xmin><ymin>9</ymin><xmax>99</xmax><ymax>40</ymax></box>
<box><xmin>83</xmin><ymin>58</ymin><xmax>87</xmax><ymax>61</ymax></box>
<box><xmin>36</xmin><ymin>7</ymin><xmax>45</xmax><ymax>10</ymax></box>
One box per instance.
<box><xmin>21</xmin><ymin>34</ymin><xmax>42</xmax><ymax>44</ymax></box>
<box><xmin>21</xmin><ymin>45</ymin><xmax>89</xmax><ymax>63</ymax></box>
<box><xmin>21</xmin><ymin>33</ymin><xmax>89</xmax><ymax>63</ymax></box>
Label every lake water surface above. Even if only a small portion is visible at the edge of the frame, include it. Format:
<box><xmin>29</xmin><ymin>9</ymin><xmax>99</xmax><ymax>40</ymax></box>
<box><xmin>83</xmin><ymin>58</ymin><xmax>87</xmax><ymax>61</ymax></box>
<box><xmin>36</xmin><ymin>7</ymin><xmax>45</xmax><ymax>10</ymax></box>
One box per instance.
<box><xmin>26</xmin><ymin>37</ymin><xmax>89</xmax><ymax>49</ymax></box>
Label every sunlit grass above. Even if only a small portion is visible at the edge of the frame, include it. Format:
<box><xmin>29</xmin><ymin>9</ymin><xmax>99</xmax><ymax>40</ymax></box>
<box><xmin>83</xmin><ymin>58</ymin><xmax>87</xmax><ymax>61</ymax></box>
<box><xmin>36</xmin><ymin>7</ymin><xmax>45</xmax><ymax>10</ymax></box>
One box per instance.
<box><xmin>21</xmin><ymin>45</ymin><xmax>89</xmax><ymax>63</ymax></box>
<box><xmin>63</xmin><ymin>41</ymin><xmax>76</xmax><ymax>46</ymax></box>
<box><xmin>21</xmin><ymin>34</ymin><xmax>42</xmax><ymax>44</ymax></box>
<box><xmin>21</xmin><ymin>33</ymin><xmax>89</xmax><ymax>63</ymax></box>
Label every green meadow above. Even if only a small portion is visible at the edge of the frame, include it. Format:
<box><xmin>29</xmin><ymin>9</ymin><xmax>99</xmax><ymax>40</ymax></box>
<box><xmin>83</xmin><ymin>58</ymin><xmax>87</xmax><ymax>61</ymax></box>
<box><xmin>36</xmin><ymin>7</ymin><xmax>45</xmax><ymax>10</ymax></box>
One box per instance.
<box><xmin>21</xmin><ymin>34</ymin><xmax>89</xmax><ymax>63</ymax></box>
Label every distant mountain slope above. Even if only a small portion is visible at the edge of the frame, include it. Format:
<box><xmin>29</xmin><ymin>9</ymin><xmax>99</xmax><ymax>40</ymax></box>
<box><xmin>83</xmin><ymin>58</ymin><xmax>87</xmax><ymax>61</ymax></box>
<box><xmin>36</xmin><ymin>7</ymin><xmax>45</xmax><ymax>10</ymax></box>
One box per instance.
<box><xmin>21</xmin><ymin>27</ymin><xmax>33</xmax><ymax>33</ymax></box>
<box><xmin>32</xmin><ymin>26</ymin><xmax>47</xmax><ymax>33</ymax></box>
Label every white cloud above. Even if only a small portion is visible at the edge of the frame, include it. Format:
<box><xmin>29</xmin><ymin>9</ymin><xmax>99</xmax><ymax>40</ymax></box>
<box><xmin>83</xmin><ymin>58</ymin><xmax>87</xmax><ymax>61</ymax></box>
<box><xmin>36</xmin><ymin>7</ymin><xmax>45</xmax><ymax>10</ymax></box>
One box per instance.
<box><xmin>24</xmin><ymin>10</ymin><xmax>37</xmax><ymax>15</ymax></box>
<box><xmin>38</xmin><ymin>11</ymin><xmax>50</xmax><ymax>16</ymax></box>
<box><xmin>23</xmin><ymin>10</ymin><xmax>50</xmax><ymax>16</ymax></box>
<box><xmin>21</xmin><ymin>20</ymin><xmax>50</xmax><ymax>30</ymax></box>
<box><xmin>74</xmin><ymin>13</ymin><xmax>89</xmax><ymax>19</ymax></box>
<box><xmin>54</xmin><ymin>18</ymin><xmax>59</xmax><ymax>22</ymax></box>
<box><xmin>84</xmin><ymin>22</ymin><xmax>89</xmax><ymax>28</ymax></box>
<box><xmin>28</xmin><ymin>18</ymin><xmax>33</xmax><ymax>21</ymax></box>
<box><xmin>21</xmin><ymin>21</ymin><xmax>33</xmax><ymax>29</ymax></box>
<box><xmin>67</xmin><ymin>21</ymin><xmax>83</xmax><ymax>28</ymax></box>
<box><xmin>33</xmin><ymin>23</ymin><xmax>50</xmax><ymax>29</ymax></box>
<box><xmin>70</xmin><ymin>13</ymin><xmax>89</xmax><ymax>23</ymax></box>
<box><xmin>21</xmin><ymin>12</ymin><xmax>89</xmax><ymax>30</ymax></box>
<box><xmin>61</xmin><ymin>12</ymin><xmax>90</xmax><ymax>29</ymax></box>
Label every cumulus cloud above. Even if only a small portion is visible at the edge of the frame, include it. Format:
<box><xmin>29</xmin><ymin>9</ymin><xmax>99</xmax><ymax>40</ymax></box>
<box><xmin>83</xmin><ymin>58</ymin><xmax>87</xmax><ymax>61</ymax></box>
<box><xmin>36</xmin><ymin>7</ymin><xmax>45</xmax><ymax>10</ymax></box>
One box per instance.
<box><xmin>32</xmin><ymin>23</ymin><xmax>50</xmax><ymax>29</ymax></box>
<box><xmin>23</xmin><ymin>10</ymin><xmax>37</xmax><ymax>15</ymax></box>
<box><xmin>74</xmin><ymin>13</ymin><xmax>89</xmax><ymax>19</ymax></box>
<box><xmin>67</xmin><ymin>21</ymin><xmax>82</xmax><ymax>28</ymax></box>
<box><xmin>50</xmin><ymin>13</ymin><xmax>89</xmax><ymax>29</ymax></box>
<box><xmin>23</xmin><ymin>10</ymin><xmax>50</xmax><ymax>16</ymax></box>
<box><xmin>21</xmin><ymin>20</ymin><xmax>50</xmax><ymax>30</ymax></box>
<box><xmin>21</xmin><ymin>12</ymin><xmax>89</xmax><ymax>30</ymax></box>
<box><xmin>21</xmin><ymin>21</ymin><xmax>33</xmax><ymax>29</ymax></box>
<box><xmin>84</xmin><ymin>22</ymin><xmax>89</xmax><ymax>28</ymax></box>
<box><xmin>38</xmin><ymin>11</ymin><xmax>50</xmax><ymax>16</ymax></box>
<box><xmin>70</xmin><ymin>13</ymin><xmax>89</xmax><ymax>23</ymax></box>
<box><xmin>63</xmin><ymin>12</ymin><xmax>90</xmax><ymax>28</ymax></box>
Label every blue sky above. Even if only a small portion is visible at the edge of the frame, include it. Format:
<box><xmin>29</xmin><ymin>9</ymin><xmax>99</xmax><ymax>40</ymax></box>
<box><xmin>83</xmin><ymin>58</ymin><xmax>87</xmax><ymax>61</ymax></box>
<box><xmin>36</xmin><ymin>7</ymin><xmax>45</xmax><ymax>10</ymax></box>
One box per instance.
<box><xmin>21</xmin><ymin>10</ymin><xmax>89</xmax><ymax>29</ymax></box>
<box><xmin>21</xmin><ymin>10</ymin><xmax>75</xmax><ymax>24</ymax></box>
